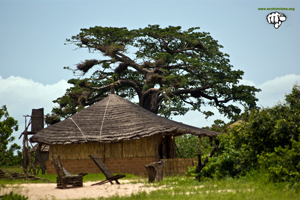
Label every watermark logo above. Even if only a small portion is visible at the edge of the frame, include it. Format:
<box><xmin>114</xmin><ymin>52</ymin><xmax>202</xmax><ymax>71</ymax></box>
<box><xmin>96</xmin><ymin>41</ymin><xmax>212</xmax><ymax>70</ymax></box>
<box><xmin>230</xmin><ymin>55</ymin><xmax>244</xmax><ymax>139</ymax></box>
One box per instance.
<box><xmin>266</xmin><ymin>12</ymin><xmax>287</xmax><ymax>29</ymax></box>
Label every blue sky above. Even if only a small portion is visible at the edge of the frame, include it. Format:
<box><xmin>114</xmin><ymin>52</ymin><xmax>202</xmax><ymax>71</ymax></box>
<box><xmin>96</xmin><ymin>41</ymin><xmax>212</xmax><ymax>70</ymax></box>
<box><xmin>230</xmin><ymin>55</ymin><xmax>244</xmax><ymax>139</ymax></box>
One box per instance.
<box><xmin>0</xmin><ymin>0</ymin><xmax>299</xmax><ymax>147</ymax></box>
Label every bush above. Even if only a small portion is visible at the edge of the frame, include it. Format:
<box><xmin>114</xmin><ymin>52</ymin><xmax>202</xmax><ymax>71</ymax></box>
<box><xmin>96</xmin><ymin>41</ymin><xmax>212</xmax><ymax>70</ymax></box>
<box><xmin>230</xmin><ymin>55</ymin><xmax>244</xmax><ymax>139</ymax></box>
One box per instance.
<box><xmin>0</xmin><ymin>105</ymin><xmax>21</xmax><ymax>167</ymax></box>
<box><xmin>195</xmin><ymin>84</ymin><xmax>300</xmax><ymax>188</ymax></box>
<box><xmin>258</xmin><ymin>138</ymin><xmax>300</xmax><ymax>190</ymax></box>
<box><xmin>175</xmin><ymin>134</ymin><xmax>211</xmax><ymax>158</ymax></box>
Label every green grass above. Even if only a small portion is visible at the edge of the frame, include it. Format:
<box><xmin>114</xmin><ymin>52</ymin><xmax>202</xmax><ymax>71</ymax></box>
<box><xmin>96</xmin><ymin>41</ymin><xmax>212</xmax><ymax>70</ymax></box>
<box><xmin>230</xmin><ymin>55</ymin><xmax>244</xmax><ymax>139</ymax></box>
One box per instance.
<box><xmin>0</xmin><ymin>166</ymin><xmax>55</xmax><ymax>184</ymax></box>
<box><xmin>0</xmin><ymin>166</ymin><xmax>24</xmax><ymax>173</ymax></box>
<box><xmin>1</xmin><ymin>167</ymin><xmax>299</xmax><ymax>200</ymax></box>
<box><xmin>72</xmin><ymin>171</ymin><xmax>299</xmax><ymax>200</ymax></box>
<box><xmin>0</xmin><ymin>166</ymin><xmax>145</xmax><ymax>185</ymax></box>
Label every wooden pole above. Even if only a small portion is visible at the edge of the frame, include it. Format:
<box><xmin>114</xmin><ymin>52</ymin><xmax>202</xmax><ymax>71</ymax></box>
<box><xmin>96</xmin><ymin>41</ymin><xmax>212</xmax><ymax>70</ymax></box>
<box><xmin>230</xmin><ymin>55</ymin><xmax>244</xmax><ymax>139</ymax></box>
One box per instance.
<box><xmin>26</xmin><ymin>134</ymin><xmax>36</xmax><ymax>175</ymax></box>
<box><xmin>22</xmin><ymin>131</ymin><xmax>28</xmax><ymax>173</ymax></box>
<box><xmin>196</xmin><ymin>139</ymin><xmax>220</xmax><ymax>181</ymax></box>
<box><xmin>36</xmin><ymin>144</ymin><xmax>46</xmax><ymax>175</ymax></box>
<box><xmin>199</xmin><ymin>139</ymin><xmax>219</xmax><ymax>171</ymax></box>
<box><xmin>198</xmin><ymin>136</ymin><xmax>203</xmax><ymax>156</ymax></box>
<box><xmin>195</xmin><ymin>136</ymin><xmax>203</xmax><ymax>177</ymax></box>
<box><xmin>155</xmin><ymin>135</ymin><xmax>160</xmax><ymax>162</ymax></box>
<box><xmin>103</xmin><ymin>143</ymin><xmax>106</xmax><ymax>164</ymax></box>
<box><xmin>21</xmin><ymin>116</ymin><xmax>32</xmax><ymax>173</ymax></box>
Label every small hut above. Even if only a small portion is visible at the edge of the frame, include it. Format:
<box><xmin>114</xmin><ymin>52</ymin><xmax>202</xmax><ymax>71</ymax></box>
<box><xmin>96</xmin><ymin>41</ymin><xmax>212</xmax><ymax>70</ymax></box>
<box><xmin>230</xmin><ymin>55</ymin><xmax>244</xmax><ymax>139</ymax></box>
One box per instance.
<box><xmin>30</xmin><ymin>94</ymin><xmax>221</xmax><ymax>175</ymax></box>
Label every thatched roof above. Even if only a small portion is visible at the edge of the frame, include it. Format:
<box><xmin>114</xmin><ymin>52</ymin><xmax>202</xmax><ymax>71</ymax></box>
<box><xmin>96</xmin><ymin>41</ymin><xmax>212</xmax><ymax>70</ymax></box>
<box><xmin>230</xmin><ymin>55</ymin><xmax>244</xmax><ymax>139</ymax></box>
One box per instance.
<box><xmin>227</xmin><ymin>120</ymin><xmax>243</xmax><ymax>129</ymax></box>
<box><xmin>30</xmin><ymin>143</ymin><xmax>49</xmax><ymax>152</ymax></box>
<box><xmin>30</xmin><ymin>94</ymin><xmax>221</xmax><ymax>145</ymax></box>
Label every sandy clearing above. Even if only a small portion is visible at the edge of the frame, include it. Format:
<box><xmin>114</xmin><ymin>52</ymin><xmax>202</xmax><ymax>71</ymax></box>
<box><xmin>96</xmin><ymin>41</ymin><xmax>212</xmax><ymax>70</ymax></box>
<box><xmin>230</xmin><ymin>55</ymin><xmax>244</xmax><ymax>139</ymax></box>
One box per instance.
<box><xmin>0</xmin><ymin>180</ymin><xmax>162</xmax><ymax>200</ymax></box>
<box><xmin>0</xmin><ymin>181</ymin><xmax>253</xmax><ymax>199</ymax></box>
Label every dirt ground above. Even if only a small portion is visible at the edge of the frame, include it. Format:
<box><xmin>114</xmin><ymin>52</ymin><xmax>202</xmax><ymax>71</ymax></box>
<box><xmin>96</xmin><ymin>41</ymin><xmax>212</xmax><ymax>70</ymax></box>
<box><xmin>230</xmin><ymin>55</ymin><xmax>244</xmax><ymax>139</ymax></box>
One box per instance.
<box><xmin>0</xmin><ymin>180</ymin><xmax>162</xmax><ymax>200</ymax></box>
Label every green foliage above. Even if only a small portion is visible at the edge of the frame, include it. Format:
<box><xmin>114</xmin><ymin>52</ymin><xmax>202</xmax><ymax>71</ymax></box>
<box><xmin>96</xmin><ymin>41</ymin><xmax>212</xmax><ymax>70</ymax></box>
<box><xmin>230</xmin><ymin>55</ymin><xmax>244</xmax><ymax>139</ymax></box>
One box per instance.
<box><xmin>175</xmin><ymin>135</ymin><xmax>211</xmax><ymax>158</ymax></box>
<box><xmin>1</xmin><ymin>192</ymin><xmax>28</xmax><ymax>200</ymax></box>
<box><xmin>0</xmin><ymin>105</ymin><xmax>21</xmax><ymax>166</ymax></box>
<box><xmin>197</xmin><ymin>133</ymin><xmax>251</xmax><ymax>179</ymax></box>
<box><xmin>175</xmin><ymin>135</ymin><xmax>200</xmax><ymax>158</ymax></box>
<box><xmin>51</xmin><ymin>78</ymin><xmax>97</xmax><ymax>118</ymax></box>
<box><xmin>196</xmin><ymin>84</ymin><xmax>300</xmax><ymax>189</ymax></box>
<box><xmin>258</xmin><ymin>138</ymin><xmax>300</xmax><ymax>190</ymax></box>
<box><xmin>45</xmin><ymin>113</ymin><xmax>61</xmax><ymax>126</ymax></box>
<box><xmin>53</xmin><ymin>25</ymin><xmax>260</xmax><ymax>119</ymax></box>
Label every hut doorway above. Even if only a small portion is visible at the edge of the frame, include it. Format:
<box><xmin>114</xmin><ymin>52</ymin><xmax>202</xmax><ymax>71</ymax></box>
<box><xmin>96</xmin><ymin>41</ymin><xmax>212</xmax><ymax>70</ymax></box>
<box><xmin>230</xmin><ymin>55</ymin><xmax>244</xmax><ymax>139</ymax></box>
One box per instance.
<box><xmin>159</xmin><ymin>135</ymin><xmax>176</xmax><ymax>159</ymax></box>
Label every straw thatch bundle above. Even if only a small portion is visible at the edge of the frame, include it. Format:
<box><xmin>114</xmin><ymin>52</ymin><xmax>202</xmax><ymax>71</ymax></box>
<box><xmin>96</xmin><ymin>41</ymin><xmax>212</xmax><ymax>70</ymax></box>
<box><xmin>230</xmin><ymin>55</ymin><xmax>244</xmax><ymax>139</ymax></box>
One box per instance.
<box><xmin>30</xmin><ymin>94</ymin><xmax>220</xmax><ymax>145</ymax></box>
<box><xmin>49</xmin><ymin>136</ymin><xmax>156</xmax><ymax>160</ymax></box>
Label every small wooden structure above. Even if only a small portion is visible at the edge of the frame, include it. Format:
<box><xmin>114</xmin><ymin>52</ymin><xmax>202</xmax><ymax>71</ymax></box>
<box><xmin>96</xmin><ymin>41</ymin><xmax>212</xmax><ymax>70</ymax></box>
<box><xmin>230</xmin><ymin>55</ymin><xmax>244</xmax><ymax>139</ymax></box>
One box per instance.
<box><xmin>89</xmin><ymin>155</ymin><xmax>125</xmax><ymax>185</ymax></box>
<box><xmin>0</xmin><ymin>168</ymin><xmax>51</xmax><ymax>182</ymax></box>
<box><xmin>145</xmin><ymin>160</ymin><xmax>165</xmax><ymax>182</ymax></box>
<box><xmin>30</xmin><ymin>143</ymin><xmax>49</xmax><ymax>174</ymax></box>
<box><xmin>52</xmin><ymin>155</ymin><xmax>87</xmax><ymax>189</ymax></box>
<box><xmin>19</xmin><ymin>108</ymin><xmax>47</xmax><ymax>175</ymax></box>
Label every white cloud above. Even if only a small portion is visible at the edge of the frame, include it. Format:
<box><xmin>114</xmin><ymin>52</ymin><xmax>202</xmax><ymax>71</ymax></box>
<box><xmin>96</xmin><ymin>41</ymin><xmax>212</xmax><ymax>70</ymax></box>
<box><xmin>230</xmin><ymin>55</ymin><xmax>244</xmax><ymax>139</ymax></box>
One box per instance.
<box><xmin>238</xmin><ymin>79</ymin><xmax>256</xmax><ymax>86</ymax></box>
<box><xmin>0</xmin><ymin>75</ymin><xmax>71</xmax><ymax>147</ymax></box>
<box><xmin>256</xmin><ymin>74</ymin><xmax>300</xmax><ymax>107</ymax></box>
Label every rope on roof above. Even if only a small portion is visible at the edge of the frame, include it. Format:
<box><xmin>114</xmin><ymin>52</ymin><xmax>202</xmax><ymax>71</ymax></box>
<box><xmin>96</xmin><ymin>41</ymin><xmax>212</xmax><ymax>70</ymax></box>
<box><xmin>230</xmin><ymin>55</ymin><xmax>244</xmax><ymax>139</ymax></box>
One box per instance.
<box><xmin>69</xmin><ymin>117</ymin><xmax>88</xmax><ymax>142</ymax></box>
<box><xmin>99</xmin><ymin>95</ymin><xmax>111</xmax><ymax>141</ymax></box>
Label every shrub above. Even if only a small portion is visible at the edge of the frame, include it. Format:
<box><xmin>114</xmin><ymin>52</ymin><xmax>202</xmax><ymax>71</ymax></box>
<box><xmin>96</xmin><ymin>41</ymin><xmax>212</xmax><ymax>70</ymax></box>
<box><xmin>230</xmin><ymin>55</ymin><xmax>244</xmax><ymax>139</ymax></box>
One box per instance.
<box><xmin>258</xmin><ymin>138</ymin><xmax>300</xmax><ymax>190</ymax></box>
<box><xmin>196</xmin><ymin>84</ymin><xmax>300</xmax><ymax>187</ymax></box>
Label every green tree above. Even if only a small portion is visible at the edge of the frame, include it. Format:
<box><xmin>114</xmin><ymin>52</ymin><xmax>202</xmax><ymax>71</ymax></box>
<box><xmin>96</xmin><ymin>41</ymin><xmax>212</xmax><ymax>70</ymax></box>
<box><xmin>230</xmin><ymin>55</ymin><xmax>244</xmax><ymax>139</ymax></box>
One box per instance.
<box><xmin>0</xmin><ymin>105</ymin><xmax>21</xmax><ymax>166</ymax></box>
<box><xmin>197</xmin><ymin>84</ymin><xmax>300</xmax><ymax>185</ymax></box>
<box><xmin>175</xmin><ymin>135</ymin><xmax>214</xmax><ymax>158</ymax></box>
<box><xmin>176</xmin><ymin>119</ymin><xmax>228</xmax><ymax>159</ymax></box>
<box><xmin>52</xmin><ymin>25</ymin><xmax>260</xmax><ymax>119</ymax></box>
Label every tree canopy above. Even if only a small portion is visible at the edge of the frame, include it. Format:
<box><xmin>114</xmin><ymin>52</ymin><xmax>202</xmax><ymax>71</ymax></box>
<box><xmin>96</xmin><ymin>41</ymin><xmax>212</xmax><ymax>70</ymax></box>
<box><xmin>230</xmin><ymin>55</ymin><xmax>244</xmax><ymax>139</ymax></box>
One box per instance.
<box><xmin>52</xmin><ymin>25</ymin><xmax>260</xmax><ymax>120</ymax></box>
<box><xmin>0</xmin><ymin>105</ymin><xmax>21</xmax><ymax>166</ymax></box>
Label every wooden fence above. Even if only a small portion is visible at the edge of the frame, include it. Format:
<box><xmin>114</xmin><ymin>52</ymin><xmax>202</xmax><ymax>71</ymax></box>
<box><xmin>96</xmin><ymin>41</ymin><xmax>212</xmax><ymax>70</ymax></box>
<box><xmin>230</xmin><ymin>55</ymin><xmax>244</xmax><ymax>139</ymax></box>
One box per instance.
<box><xmin>164</xmin><ymin>158</ymin><xmax>198</xmax><ymax>176</ymax></box>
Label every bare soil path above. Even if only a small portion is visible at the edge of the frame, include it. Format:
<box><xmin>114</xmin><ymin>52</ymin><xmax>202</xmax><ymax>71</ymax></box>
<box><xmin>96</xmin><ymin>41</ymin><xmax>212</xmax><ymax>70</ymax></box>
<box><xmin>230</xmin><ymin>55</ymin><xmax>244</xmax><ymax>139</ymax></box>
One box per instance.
<box><xmin>0</xmin><ymin>180</ymin><xmax>161</xmax><ymax>200</ymax></box>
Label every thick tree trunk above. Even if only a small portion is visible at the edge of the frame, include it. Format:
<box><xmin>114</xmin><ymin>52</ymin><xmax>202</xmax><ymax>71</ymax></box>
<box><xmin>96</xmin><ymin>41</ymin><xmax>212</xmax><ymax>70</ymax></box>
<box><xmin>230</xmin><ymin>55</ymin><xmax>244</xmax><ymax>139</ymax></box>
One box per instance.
<box><xmin>141</xmin><ymin>92</ymin><xmax>159</xmax><ymax>114</ymax></box>
<box><xmin>140</xmin><ymin>91</ymin><xmax>177</xmax><ymax>160</ymax></box>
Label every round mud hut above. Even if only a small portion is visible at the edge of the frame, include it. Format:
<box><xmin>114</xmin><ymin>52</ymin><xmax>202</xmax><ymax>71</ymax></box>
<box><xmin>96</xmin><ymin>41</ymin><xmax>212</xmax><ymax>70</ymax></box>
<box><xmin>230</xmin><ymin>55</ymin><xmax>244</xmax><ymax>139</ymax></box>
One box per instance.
<box><xmin>30</xmin><ymin>94</ymin><xmax>221</xmax><ymax>175</ymax></box>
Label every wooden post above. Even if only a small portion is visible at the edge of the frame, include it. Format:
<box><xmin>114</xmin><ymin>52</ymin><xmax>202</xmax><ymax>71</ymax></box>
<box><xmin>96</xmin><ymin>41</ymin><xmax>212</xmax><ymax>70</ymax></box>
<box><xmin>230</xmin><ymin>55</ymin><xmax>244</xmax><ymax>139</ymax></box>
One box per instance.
<box><xmin>166</xmin><ymin>135</ymin><xmax>176</xmax><ymax>158</ymax></box>
<box><xmin>103</xmin><ymin>143</ymin><xmax>106</xmax><ymax>164</ymax></box>
<box><xmin>196</xmin><ymin>139</ymin><xmax>220</xmax><ymax>181</ymax></box>
<box><xmin>155</xmin><ymin>135</ymin><xmax>160</xmax><ymax>162</ymax></box>
<box><xmin>145</xmin><ymin>160</ymin><xmax>165</xmax><ymax>182</ymax></box>
<box><xmin>27</xmin><ymin>136</ymin><xmax>36</xmax><ymax>175</ymax></box>
<box><xmin>199</xmin><ymin>139</ymin><xmax>219</xmax><ymax>171</ymax></box>
<box><xmin>22</xmin><ymin>131</ymin><xmax>28</xmax><ymax>173</ymax></box>
<box><xmin>195</xmin><ymin>136</ymin><xmax>203</xmax><ymax>178</ymax></box>
<box><xmin>196</xmin><ymin>153</ymin><xmax>201</xmax><ymax>175</ymax></box>
<box><xmin>36</xmin><ymin>144</ymin><xmax>46</xmax><ymax>175</ymax></box>
<box><xmin>28</xmin><ymin>149</ymin><xmax>36</xmax><ymax>176</ymax></box>
<box><xmin>198</xmin><ymin>136</ymin><xmax>203</xmax><ymax>156</ymax></box>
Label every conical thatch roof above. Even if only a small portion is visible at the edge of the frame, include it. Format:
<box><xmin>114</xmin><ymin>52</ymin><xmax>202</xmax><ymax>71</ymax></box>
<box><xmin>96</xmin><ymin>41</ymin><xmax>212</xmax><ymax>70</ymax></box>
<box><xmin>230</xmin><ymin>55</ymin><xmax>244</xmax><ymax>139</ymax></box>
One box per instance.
<box><xmin>30</xmin><ymin>94</ymin><xmax>221</xmax><ymax>145</ymax></box>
